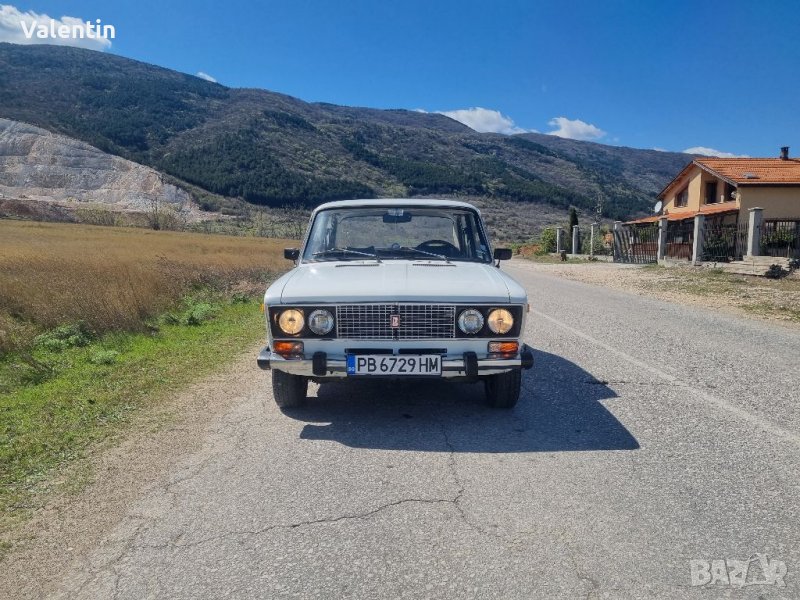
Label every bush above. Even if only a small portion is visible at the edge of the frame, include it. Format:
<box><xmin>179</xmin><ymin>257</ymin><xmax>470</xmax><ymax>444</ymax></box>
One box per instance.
<box><xmin>88</xmin><ymin>349</ymin><xmax>120</xmax><ymax>365</ymax></box>
<box><xmin>538</xmin><ymin>227</ymin><xmax>557</xmax><ymax>253</ymax></box>
<box><xmin>765</xmin><ymin>264</ymin><xmax>788</xmax><ymax>279</ymax></box>
<box><xmin>181</xmin><ymin>302</ymin><xmax>218</xmax><ymax>325</ymax></box>
<box><xmin>34</xmin><ymin>322</ymin><xmax>93</xmax><ymax>352</ymax></box>
<box><xmin>156</xmin><ymin>297</ymin><xmax>222</xmax><ymax>327</ymax></box>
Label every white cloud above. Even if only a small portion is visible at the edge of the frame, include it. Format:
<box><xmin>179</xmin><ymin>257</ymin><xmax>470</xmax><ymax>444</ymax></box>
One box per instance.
<box><xmin>682</xmin><ymin>146</ymin><xmax>749</xmax><ymax>158</ymax></box>
<box><xmin>0</xmin><ymin>4</ymin><xmax>112</xmax><ymax>50</ymax></box>
<box><xmin>196</xmin><ymin>71</ymin><xmax>217</xmax><ymax>83</ymax></box>
<box><xmin>437</xmin><ymin>107</ymin><xmax>533</xmax><ymax>135</ymax></box>
<box><xmin>546</xmin><ymin>116</ymin><xmax>606</xmax><ymax>141</ymax></box>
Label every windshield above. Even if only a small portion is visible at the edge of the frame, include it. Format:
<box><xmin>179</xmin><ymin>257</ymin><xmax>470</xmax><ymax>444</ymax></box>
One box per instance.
<box><xmin>302</xmin><ymin>206</ymin><xmax>492</xmax><ymax>263</ymax></box>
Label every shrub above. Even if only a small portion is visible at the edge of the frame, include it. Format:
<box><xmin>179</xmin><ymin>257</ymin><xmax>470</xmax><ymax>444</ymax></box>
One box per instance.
<box><xmin>538</xmin><ymin>227</ymin><xmax>557</xmax><ymax>253</ymax></box>
<box><xmin>765</xmin><ymin>264</ymin><xmax>788</xmax><ymax>279</ymax></box>
<box><xmin>88</xmin><ymin>349</ymin><xmax>120</xmax><ymax>365</ymax></box>
<box><xmin>181</xmin><ymin>302</ymin><xmax>218</xmax><ymax>325</ymax></box>
<box><xmin>34</xmin><ymin>322</ymin><xmax>93</xmax><ymax>352</ymax></box>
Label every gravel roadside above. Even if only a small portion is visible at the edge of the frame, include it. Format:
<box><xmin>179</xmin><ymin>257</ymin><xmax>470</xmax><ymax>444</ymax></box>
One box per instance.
<box><xmin>511</xmin><ymin>258</ymin><xmax>800</xmax><ymax>329</ymax></box>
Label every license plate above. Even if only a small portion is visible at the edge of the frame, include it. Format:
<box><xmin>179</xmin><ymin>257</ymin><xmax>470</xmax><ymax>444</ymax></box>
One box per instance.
<box><xmin>346</xmin><ymin>354</ymin><xmax>442</xmax><ymax>376</ymax></box>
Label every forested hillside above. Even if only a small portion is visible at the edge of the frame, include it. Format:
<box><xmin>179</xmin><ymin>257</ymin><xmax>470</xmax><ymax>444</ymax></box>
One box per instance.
<box><xmin>0</xmin><ymin>43</ymin><xmax>690</xmax><ymax>220</ymax></box>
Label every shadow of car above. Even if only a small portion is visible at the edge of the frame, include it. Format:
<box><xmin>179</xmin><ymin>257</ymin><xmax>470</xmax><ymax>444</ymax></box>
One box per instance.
<box><xmin>280</xmin><ymin>348</ymin><xmax>639</xmax><ymax>453</ymax></box>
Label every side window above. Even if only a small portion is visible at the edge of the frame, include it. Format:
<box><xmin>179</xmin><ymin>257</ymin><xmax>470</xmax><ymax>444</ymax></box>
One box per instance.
<box><xmin>675</xmin><ymin>186</ymin><xmax>688</xmax><ymax>208</ymax></box>
<box><xmin>724</xmin><ymin>182</ymin><xmax>736</xmax><ymax>201</ymax></box>
<box><xmin>458</xmin><ymin>213</ymin><xmax>489</xmax><ymax>261</ymax></box>
<box><xmin>704</xmin><ymin>181</ymin><xmax>718</xmax><ymax>204</ymax></box>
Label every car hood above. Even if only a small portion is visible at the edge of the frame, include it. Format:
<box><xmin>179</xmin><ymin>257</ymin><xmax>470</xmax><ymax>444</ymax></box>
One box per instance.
<box><xmin>267</xmin><ymin>261</ymin><xmax>526</xmax><ymax>305</ymax></box>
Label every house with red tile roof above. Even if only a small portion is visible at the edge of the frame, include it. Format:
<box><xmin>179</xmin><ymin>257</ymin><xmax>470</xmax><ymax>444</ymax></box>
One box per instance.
<box><xmin>631</xmin><ymin>148</ymin><xmax>800</xmax><ymax>224</ymax></box>
<box><xmin>624</xmin><ymin>148</ymin><xmax>800</xmax><ymax>262</ymax></box>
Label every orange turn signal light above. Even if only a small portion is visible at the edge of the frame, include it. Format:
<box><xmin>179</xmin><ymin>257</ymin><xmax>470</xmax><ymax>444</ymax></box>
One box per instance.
<box><xmin>274</xmin><ymin>341</ymin><xmax>304</xmax><ymax>358</ymax></box>
<box><xmin>488</xmin><ymin>341</ymin><xmax>519</xmax><ymax>355</ymax></box>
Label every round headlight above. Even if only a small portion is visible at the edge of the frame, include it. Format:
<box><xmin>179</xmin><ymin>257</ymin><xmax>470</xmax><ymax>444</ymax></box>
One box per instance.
<box><xmin>457</xmin><ymin>309</ymin><xmax>484</xmax><ymax>334</ymax></box>
<box><xmin>487</xmin><ymin>308</ymin><xmax>514</xmax><ymax>334</ymax></box>
<box><xmin>308</xmin><ymin>309</ymin><xmax>335</xmax><ymax>335</ymax></box>
<box><xmin>277</xmin><ymin>309</ymin><xmax>304</xmax><ymax>335</ymax></box>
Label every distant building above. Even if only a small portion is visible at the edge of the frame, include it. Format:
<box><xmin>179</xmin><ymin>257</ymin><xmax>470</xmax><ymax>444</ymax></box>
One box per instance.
<box><xmin>630</xmin><ymin>147</ymin><xmax>800</xmax><ymax>227</ymax></box>
<box><xmin>622</xmin><ymin>148</ymin><xmax>800</xmax><ymax>262</ymax></box>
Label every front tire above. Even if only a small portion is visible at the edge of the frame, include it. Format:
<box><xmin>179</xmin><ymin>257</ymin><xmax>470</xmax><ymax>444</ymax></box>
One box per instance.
<box><xmin>272</xmin><ymin>370</ymin><xmax>308</xmax><ymax>408</ymax></box>
<box><xmin>484</xmin><ymin>369</ymin><xmax>521</xmax><ymax>409</ymax></box>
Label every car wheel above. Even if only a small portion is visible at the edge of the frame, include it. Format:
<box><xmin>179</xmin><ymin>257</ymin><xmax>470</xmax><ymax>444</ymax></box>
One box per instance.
<box><xmin>272</xmin><ymin>370</ymin><xmax>308</xmax><ymax>408</ymax></box>
<box><xmin>484</xmin><ymin>369</ymin><xmax>521</xmax><ymax>409</ymax></box>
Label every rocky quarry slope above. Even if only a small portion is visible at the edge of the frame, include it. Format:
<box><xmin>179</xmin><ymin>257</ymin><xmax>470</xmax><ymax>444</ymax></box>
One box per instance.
<box><xmin>0</xmin><ymin>118</ymin><xmax>195</xmax><ymax>215</ymax></box>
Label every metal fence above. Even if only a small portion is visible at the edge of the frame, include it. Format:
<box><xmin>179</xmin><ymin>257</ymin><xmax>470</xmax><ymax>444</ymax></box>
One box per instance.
<box><xmin>700</xmin><ymin>220</ymin><xmax>748</xmax><ymax>262</ymax></box>
<box><xmin>613</xmin><ymin>223</ymin><xmax>658</xmax><ymax>264</ymax></box>
<box><xmin>760</xmin><ymin>219</ymin><xmax>800</xmax><ymax>259</ymax></box>
<box><xmin>665</xmin><ymin>220</ymin><xmax>693</xmax><ymax>260</ymax></box>
<box><xmin>580</xmin><ymin>227</ymin><xmax>613</xmax><ymax>256</ymax></box>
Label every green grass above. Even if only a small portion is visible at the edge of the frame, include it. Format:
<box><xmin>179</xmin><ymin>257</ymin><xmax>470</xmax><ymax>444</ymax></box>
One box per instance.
<box><xmin>0</xmin><ymin>296</ymin><xmax>265</xmax><ymax>534</ymax></box>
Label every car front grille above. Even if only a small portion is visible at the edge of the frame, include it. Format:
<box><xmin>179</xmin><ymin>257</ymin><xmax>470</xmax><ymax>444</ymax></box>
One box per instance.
<box><xmin>336</xmin><ymin>304</ymin><xmax>456</xmax><ymax>340</ymax></box>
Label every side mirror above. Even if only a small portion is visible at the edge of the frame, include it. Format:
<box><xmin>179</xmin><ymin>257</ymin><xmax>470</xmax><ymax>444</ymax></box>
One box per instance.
<box><xmin>493</xmin><ymin>248</ymin><xmax>512</xmax><ymax>261</ymax></box>
<box><xmin>284</xmin><ymin>248</ymin><xmax>300</xmax><ymax>261</ymax></box>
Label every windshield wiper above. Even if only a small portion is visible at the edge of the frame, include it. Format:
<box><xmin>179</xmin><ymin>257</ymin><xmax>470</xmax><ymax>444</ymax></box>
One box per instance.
<box><xmin>397</xmin><ymin>246</ymin><xmax>450</xmax><ymax>263</ymax></box>
<box><xmin>312</xmin><ymin>247</ymin><xmax>381</xmax><ymax>262</ymax></box>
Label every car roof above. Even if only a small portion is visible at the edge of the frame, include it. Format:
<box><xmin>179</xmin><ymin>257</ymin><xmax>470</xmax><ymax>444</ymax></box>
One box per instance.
<box><xmin>312</xmin><ymin>198</ymin><xmax>481</xmax><ymax>214</ymax></box>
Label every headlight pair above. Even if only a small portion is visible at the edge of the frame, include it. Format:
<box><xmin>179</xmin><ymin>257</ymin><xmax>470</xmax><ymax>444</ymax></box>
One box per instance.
<box><xmin>276</xmin><ymin>308</ymin><xmax>335</xmax><ymax>335</ymax></box>
<box><xmin>457</xmin><ymin>308</ymin><xmax>514</xmax><ymax>335</ymax></box>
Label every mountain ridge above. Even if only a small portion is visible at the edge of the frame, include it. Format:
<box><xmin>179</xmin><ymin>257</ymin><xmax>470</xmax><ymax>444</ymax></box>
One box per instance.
<box><xmin>0</xmin><ymin>43</ymin><xmax>691</xmax><ymax>221</ymax></box>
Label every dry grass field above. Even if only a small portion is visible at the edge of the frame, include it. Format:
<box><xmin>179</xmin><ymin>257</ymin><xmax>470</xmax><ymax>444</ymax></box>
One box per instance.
<box><xmin>1</xmin><ymin>221</ymin><xmax>295</xmax><ymax>538</ymax></box>
<box><xmin>0</xmin><ymin>221</ymin><xmax>294</xmax><ymax>354</ymax></box>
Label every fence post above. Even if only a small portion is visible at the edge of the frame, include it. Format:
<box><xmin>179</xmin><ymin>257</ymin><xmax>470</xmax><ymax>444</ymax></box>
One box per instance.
<box><xmin>746</xmin><ymin>207</ymin><xmax>763</xmax><ymax>257</ymax></box>
<box><xmin>657</xmin><ymin>216</ymin><xmax>668</xmax><ymax>261</ymax></box>
<box><xmin>691</xmin><ymin>214</ymin><xmax>705</xmax><ymax>264</ymax></box>
<box><xmin>572</xmin><ymin>225</ymin><xmax>580</xmax><ymax>255</ymax></box>
<box><xmin>612</xmin><ymin>221</ymin><xmax>622</xmax><ymax>261</ymax></box>
<box><xmin>590</xmin><ymin>223</ymin><xmax>596</xmax><ymax>257</ymax></box>
<box><xmin>555</xmin><ymin>227</ymin><xmax>563</xmax><ymax>253</ymax></box>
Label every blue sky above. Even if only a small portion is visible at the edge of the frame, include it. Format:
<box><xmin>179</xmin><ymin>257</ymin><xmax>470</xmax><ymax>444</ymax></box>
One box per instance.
<box><xmin>2</xmin><ymin>1</ymin><xmax>799</xmax><ymax>157</ymax></box>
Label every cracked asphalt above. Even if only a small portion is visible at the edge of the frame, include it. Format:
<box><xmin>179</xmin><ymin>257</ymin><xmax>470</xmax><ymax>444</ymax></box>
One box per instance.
<box><xmin>37</xmin><ymin>261</ymin><xmax>800</xmax><ymax>598</ymax></box>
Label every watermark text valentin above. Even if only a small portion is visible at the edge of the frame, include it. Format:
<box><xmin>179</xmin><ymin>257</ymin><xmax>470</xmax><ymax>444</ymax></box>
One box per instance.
<box><xmin>20</xmin><ymin>19</ymin><xmax>115</xmax><ymax>42</ymax></box>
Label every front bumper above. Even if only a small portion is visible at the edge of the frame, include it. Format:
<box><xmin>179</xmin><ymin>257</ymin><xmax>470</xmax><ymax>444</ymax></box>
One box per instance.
<box><xmin>257</xmin><ymin>344</ymin><xmax>534</xmax><ymax>378</ymax></box>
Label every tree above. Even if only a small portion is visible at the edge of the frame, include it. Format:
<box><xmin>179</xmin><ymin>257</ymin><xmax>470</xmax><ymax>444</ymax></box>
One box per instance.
<box><xmin>539</xmin><ymin>227</ymin><xmax>557</xmax><ymax>253</ymax></box>
<box><xmin>146</xmin><ymin>196</ymin><xmax>162</xmax><ymax>230</ymax></box>
<box><xmin>568</xmin><ymin>207</ymin><xmax>579</xmax><ymax>232</ymax></box>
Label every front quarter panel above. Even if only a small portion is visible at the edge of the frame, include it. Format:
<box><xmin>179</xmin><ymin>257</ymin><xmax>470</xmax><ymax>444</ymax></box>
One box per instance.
<box><xmin>498</xmin><ymin>269</ymin><xmax>527</xmax><ymax>304</ymax></box>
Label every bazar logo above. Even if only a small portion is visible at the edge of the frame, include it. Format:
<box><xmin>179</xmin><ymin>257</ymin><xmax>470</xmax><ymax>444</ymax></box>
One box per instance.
<box><xmin>690</xmin><ymin>554</ymin><xmax>787</xmax><ymax>588</ymax></box>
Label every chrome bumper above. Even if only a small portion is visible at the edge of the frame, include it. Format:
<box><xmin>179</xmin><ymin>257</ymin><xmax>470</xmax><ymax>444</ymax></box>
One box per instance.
<box><xmin>257</xmin><ymin>345</ymin><xmax>534</xmax><ymax>378</ymax></box>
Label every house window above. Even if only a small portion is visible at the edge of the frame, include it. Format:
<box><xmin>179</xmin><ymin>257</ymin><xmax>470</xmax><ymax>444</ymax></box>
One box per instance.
<box><xmin>675</xmin><ymin>186</ymin><xmax>688</xmax><ymax>207</ymax></box>
<box><xmin>704</xmin><ymin>181</ymin><xmax>718</xmax><ymax>204</ymax></box>
<box><xmin>724</xmin><ymin>182</ymin><xmax>736</xmax><ymax>202</ymax></box>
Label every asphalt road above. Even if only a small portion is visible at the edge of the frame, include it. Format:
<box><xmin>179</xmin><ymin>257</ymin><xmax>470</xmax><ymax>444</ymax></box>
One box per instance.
<box><xmin>50</xmin><ymin>260</ymin><xmax>800</xmax><ymax>599</ymax></box>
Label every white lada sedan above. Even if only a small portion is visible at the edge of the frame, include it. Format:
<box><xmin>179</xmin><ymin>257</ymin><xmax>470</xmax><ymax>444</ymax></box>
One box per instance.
<box><xmin>258</xmin><ymin>199</ymin><xmax>533</xmax><ymax>409</ymax></box>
